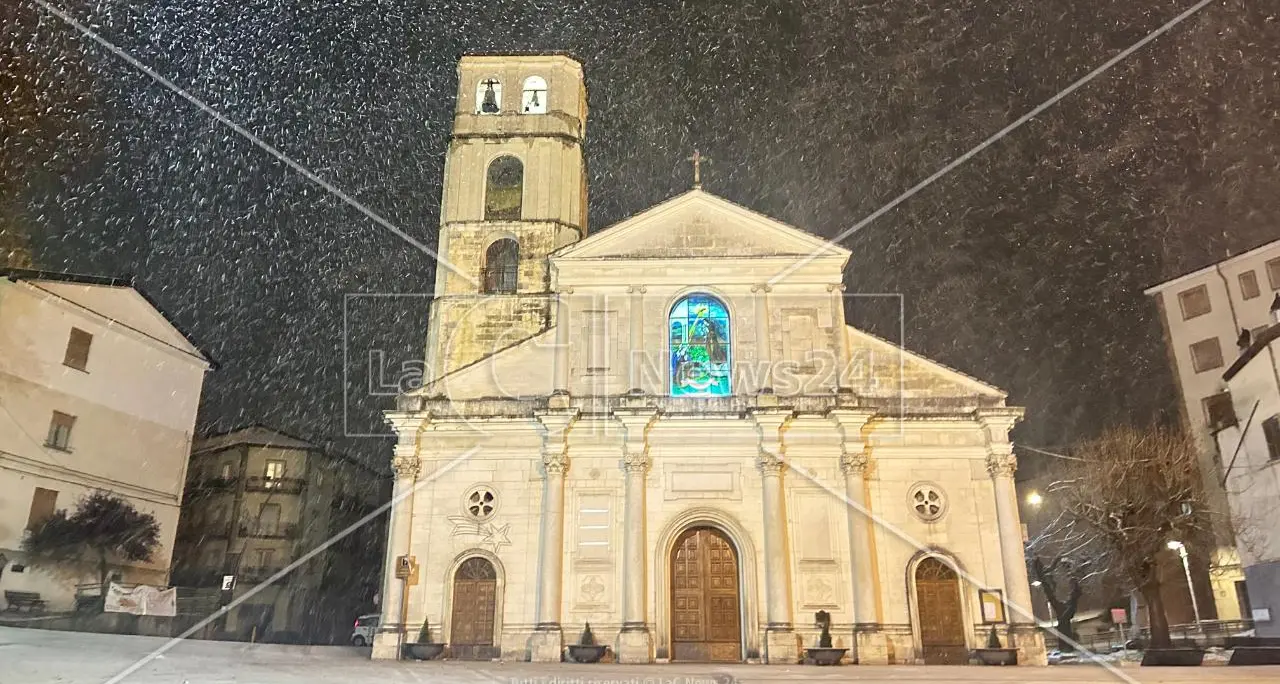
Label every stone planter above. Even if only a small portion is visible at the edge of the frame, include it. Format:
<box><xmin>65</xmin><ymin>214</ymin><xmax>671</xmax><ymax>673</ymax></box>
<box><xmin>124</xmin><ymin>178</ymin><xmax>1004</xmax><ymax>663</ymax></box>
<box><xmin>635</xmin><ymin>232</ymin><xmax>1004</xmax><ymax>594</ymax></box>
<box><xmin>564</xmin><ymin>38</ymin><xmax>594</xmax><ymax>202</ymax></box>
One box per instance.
<box><xmin>566</xmin><ymin>644</ymin><xmax>609</xmax><ymax>663</ymax></box>
<box><xmin>403</xmin><ymin>643</ymin><xmax>446</xmax><ymax>661</ymax></box>
<box><xmin>1229</xmin><ymin>647</ymin><xmax>1280</xmax><ymax>666</ymax></box>
<box><xmin>1140</xmin><ymin>648</ymin><xmax>1204</xmax><ymax>666</ymax></box>
<box><xmin>974</xmin><ymin>648</ymin><xmax>1018</xmax><ymax>665</ymax></box>
<box><xmin>804</xmin><ymin>647</ymin><xmax>848</xmax><ymax>665</ymax></box>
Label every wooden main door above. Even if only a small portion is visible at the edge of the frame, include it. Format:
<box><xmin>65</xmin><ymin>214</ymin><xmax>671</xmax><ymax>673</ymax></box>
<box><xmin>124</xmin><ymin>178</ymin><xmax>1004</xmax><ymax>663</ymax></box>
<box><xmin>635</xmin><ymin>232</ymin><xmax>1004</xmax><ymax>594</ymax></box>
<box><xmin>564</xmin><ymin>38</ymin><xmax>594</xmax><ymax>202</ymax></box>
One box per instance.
<box><xmin>450</xmin><ymin>557</ymin><xmax>498</xmax><ymax>660</ymax></box>
<box><xmin>670</xmin><ymin>527</ymin><xmax>742</xmax><ymax>662</ymax></box>
<box><xmin>915</xmin><ymin>557</ymin><xmax>967</xmax><ymax>664</ymax></box>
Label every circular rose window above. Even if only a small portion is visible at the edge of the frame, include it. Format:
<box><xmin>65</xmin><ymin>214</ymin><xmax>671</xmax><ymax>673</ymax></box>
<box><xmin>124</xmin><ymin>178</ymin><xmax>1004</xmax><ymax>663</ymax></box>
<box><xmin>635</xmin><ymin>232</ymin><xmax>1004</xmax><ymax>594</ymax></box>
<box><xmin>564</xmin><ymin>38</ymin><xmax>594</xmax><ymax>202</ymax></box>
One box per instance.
<box><xmin>909</xmin><ymin>483</ymin><xmax>946</xmax><ymax>522</ymax></box>
<box><xmin>463</xmin><ymin>485</ymin><xmax>498</xmax><ymax>521</ymax></box>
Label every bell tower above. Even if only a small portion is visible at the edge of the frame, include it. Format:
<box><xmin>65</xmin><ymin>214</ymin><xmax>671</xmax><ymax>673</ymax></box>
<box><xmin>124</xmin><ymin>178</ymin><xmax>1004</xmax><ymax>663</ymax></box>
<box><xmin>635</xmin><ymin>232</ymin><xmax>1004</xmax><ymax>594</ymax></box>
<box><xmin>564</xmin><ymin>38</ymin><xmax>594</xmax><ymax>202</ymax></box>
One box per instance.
<box><xmin>424</xmin><ymin>54</ymin><xmax>588</xmax><ymax>382</ymax></box>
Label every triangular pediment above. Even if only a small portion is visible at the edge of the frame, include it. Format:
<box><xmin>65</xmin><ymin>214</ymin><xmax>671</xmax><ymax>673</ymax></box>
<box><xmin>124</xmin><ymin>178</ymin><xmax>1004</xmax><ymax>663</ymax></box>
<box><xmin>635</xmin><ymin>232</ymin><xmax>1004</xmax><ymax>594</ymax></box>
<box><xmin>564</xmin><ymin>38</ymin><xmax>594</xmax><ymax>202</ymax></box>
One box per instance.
<box><xmin>845</xmin><ymin>326</ymin><xmax>1007</xmax><ymax>400</ymax></box>
<box><xmin>555</xmin><ymin>190</ymin><xmax>849</xmax><ymax>261</ymax></box>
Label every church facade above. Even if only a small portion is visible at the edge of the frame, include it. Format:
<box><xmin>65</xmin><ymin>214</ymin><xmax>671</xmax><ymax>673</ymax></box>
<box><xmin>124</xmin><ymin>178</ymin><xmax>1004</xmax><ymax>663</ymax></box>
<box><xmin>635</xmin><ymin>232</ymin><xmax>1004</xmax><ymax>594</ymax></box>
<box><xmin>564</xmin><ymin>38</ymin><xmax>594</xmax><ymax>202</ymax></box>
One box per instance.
<box><xmin>372</xmin><ymin>54</ymin><xmax>1046</xmax><ymax>666</ymax></box>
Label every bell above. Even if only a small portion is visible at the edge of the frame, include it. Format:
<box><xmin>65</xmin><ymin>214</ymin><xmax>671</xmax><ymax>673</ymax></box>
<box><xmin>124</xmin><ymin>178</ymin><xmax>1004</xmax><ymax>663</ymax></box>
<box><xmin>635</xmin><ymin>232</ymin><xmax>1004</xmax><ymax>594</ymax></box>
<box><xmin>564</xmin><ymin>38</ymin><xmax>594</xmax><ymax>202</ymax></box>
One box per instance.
<box><xmin>529</xmin><ymin>91</ymin><xmax>540</xmax><ymax>108</ymax></box>
<box><xmin>481</xmin><ymin>82</ymin><xmax>499</xmax><ymax>113</ymax></box>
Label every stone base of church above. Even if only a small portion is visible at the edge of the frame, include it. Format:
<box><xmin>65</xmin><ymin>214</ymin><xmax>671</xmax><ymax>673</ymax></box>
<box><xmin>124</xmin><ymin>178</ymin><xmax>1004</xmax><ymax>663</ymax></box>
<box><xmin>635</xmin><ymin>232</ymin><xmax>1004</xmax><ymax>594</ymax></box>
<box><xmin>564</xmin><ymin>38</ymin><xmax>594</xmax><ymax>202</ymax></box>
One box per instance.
<box><xmin>370</xmin><ymin>629</ymin><xmax>403</xmax><ymax>661</ymax></box>
<box><xmin>764</xmin><ymin>628</ymin><xmax>800</xmax><ymax>664</ymax></box>
<box><xmin>853</xmin><ymin>627</ymin><xmax>891</xmax><ymax>665</ymax></box>
<box><xmin>1010</xmin><ymin>624</ymin><xmax>1048</xmax><ymax>666</ymax></box>
<box><xmin>615</xmin><ymin>627</ymin><xmax>653</xmax><ymax>663</ymax></box>
<box><xmin>530</xmin><ymin>626</ymin><xmax>564</xmax><ymax>663</ymax></box>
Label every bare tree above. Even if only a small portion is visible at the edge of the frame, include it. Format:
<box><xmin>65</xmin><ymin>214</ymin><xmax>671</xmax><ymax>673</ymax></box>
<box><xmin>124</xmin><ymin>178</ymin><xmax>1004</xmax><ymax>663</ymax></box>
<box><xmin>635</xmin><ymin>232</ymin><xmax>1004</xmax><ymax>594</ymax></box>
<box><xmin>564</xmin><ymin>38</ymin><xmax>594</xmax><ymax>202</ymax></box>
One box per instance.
<box><xmin>1046</xmin><ymin>424</ymin><xmax>1210</xmax><ymax>649</ymax></box>
<box><xmin>1026</xmin><ymin>507</ymin><xmax>1114</xmax><ymax>650</ymax></box>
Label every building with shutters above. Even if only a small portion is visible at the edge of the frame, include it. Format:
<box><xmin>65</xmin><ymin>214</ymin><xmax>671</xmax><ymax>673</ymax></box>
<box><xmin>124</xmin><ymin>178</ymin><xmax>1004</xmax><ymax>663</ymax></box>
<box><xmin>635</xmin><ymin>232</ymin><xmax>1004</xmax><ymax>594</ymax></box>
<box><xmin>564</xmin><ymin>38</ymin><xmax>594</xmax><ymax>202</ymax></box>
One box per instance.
<box><xmin>0</xmin><ymin>269</ymin><xmax>212</xmax><ymax>611</ymax></box>
<box><xmin>373</xmin><ymin>54</ymin><xmax>1045</xmax><ymax>666</ymax></box>
<box><xmin>170</xmin><ymin>426</ymin><xmax>390</xmax><ymax>644</ymax></box>
<box><xmin>1143</xmin><ymin>239</ymin><xmax>1280</xmax><ymax>623</ymax></box>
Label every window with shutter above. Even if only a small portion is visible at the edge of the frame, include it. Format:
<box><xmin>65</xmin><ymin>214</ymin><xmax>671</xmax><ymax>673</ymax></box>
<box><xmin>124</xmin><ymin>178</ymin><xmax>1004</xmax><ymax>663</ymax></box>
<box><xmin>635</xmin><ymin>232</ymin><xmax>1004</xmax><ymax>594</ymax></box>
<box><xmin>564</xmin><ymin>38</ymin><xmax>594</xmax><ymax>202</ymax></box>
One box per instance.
<box><xmin>1263</xmin><ymin>416</ymin><xmax>1280</xmax><ymax>461</ymax></box>
<box><xmin>1177</xmin><ymin>285</ymin><xmax>1211</xmax><ymax>320</ymax></box>
<box><xmin>1189</xmin><ymin>338</ymin><xmax>1224</xmax><ymax>373</ymax></box>
<box><xmin>26</xmin><ymin>487</ymin><xmax>58</xmax><ymax>529</ymax></box>
<box><xmin>63</xmin><ymin>328</ymin><xmax>93</xmax><ymax>371</ymax></box>
<box><xmin>1239</xmin><ymin>270</ymin><xmax>1261</xmax><ymax>300</ymax></box>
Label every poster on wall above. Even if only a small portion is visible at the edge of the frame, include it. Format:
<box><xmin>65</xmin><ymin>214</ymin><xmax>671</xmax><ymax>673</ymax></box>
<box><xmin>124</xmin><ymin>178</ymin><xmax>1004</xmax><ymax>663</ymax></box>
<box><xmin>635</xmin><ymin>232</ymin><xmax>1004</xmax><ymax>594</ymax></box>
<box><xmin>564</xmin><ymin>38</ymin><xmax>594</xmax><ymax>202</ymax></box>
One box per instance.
<box><xmin>104</xmin><ymin>583</ymin><xmax>177</xmax><ymax>617</ymax></box>
<box><xmin>979</xmin><ymin>589</ymin><xmax>1006</xmax><ymax>623</ymax></box>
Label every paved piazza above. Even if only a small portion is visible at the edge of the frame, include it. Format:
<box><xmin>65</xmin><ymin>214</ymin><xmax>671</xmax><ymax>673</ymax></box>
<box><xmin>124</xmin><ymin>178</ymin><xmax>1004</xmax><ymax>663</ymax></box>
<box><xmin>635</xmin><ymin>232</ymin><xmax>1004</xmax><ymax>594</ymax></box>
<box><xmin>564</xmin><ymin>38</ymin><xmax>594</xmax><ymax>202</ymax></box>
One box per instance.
<box><xmin>5</xmin><ymin>627</ymin><xmax>1278</xmax><ymax>684</ymax></box>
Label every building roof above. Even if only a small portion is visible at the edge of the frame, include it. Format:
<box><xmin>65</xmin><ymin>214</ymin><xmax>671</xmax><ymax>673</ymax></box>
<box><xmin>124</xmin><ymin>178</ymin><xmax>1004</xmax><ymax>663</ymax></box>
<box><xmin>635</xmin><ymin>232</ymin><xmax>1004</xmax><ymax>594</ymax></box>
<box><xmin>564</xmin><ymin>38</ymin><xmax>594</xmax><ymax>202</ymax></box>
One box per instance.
<box><xmin>1</xmin><ymin>267</ymin><xmax>217</xmax><ymax>368</ymax></box>
<box><xmin>1223</xmin><ymin>321</ymin><xmax>1280</xmax><ymax>382</ymax></box>
<box><xmin>1142</xmin><ymin>238</ymin><xmax>1280</xmax><ymax>296</ymax></box>
<box><xmin>192</xmin><ymin>424</ymin><xmax>317</xmax><ymax>454</ymax></box>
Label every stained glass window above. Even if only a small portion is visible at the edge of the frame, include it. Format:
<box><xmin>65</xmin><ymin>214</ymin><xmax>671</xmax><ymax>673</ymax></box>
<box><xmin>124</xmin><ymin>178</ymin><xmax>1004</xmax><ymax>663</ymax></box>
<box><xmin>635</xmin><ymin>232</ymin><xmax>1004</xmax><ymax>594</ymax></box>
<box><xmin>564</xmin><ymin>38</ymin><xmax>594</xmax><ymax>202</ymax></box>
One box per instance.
<box><xmin>669</xmin><ymin>294</ymin><xmax>731</xmax><ymax>397</ymax></box>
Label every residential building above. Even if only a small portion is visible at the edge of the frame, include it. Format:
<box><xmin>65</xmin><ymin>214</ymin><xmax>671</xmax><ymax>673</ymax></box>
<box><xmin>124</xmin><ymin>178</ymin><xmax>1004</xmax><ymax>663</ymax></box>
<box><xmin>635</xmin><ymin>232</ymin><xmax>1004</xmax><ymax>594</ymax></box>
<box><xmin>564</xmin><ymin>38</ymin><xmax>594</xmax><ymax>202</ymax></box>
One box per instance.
<box><xmin>0</xmin><ymin>269</ymin><xmax>212</xmax><ymax>610</ymax></box>
<box><xmin>171</xmin><ymin>426</ymin><xmax>389</xmax><ymax>644</ymax></box>
<box><xmin>1144</xmin><ymin>239</ymin><xmax>1280</xmax><ymax>621</ymax></box>
<box><xmin>375</xmin><ymin>54</ymin><xmax>1046</xmax><ymax>666</ymax></box>
<box><xmin>1212</xmin><ymin>314</ymin><xmax>1280</xmax><ymax>637</ymax></box>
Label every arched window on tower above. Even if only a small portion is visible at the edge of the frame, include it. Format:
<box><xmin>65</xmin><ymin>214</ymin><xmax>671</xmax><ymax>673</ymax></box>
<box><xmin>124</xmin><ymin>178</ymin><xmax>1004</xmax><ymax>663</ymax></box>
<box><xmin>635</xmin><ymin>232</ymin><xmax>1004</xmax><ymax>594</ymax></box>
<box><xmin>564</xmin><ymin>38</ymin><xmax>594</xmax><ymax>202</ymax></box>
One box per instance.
<box><xmin>482</xmin><ymin>239</ymin><xmax>519</xmax><ymax>294</ymax></box>
<box><xmin>484</xmin><ymin>156</ymin><xmax>523</xmax><ymax>220</ymax></box>
<box><xmin>476</xmin><ymin>79</ymin><xmax>502</xmax><ymax>114</ymax></box>
<box><xmin>669</xmin><ymin>294</ymin><xmax>731</xmax><ymax>396</ymax></box>
<box><xmin>522</xmin><ymin>76</ymin><xmax>548</xmax><ymax>114</ymax></box>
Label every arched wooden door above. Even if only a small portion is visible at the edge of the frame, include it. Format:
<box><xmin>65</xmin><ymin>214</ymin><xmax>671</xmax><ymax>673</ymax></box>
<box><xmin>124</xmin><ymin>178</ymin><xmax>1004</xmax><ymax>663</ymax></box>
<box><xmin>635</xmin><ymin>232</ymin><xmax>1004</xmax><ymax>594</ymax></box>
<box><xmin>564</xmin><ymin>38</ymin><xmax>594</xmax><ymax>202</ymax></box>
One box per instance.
<box><xmin>670</xmin><ymin>527</ymin><xmax>742</xmax><ymax>662</ymax></box>
<box><xmin>450</xmin><ymin>557</ymin><xmax>498</xmax><ymax>660</ymax></box>
<box><xmin>915</xmin><ymin>557</ymin><xmax>967</xmax><ymax>664</ymax></box>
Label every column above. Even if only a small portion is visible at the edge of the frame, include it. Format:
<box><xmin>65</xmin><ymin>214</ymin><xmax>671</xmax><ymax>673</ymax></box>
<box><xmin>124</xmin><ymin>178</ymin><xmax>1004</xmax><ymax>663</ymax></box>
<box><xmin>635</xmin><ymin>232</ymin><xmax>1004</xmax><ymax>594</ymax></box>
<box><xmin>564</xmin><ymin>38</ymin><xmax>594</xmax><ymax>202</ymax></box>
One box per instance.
<box><xmin>753</xmin><ymin>410</ymin><xmax>798</xmax><ymax>664</ymax></box>
<box><xmin>553</xmin><ymin>288</ymin><xmax>573</xmax><ymax>397</ymax></box>
<box><xmin>627</xmin><ymin>286</ymin><xmax>646</xmax><ymax>392</ymax></box>
<box><xmin>371</xmin><ymin>414</ymin><xmax>423</xmax><ymax>660</ymax></box>
<box><xmin>531</xmin><ymin>411</ymin><xmax>576</xmax><ymax>662</ymax></box>
<box><xmin>616</xmin><ymin>410</ymin><xmax>658</xmax><ymax>663</ymax></box>
<box><xmin>978</xmin><ymin>408</ymin><xmax>1048</xmax><ymax>665</ymax></box>
<box><xmin>751</xmin><ymin>284</ymin><xmax>773</xmax><ymax>391</ymax></box>
<box><xmin>828</xmin><ymin>283</ymin><xmax>851</xmax><ymax>391</ymax></box>
<box><xmin>830</xmin><ymin>410</ymin><xmax>883</xmax><ymax>662</ymax></box>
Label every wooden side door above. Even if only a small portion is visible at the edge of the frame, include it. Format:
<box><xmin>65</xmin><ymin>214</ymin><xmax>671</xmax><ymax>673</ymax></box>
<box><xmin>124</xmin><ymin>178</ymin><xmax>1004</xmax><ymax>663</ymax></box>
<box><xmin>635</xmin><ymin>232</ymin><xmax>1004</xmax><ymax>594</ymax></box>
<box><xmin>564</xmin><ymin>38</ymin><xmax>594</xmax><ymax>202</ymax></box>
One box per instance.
<box><xmin>916</xmin><ymin>558</ymin><xmax>967</xmax><ymax>664</ymax></box>
<box><xmin>450</xmin><ymin>557</ymin><xmax>497</xmax><ymax>660</ymax></box>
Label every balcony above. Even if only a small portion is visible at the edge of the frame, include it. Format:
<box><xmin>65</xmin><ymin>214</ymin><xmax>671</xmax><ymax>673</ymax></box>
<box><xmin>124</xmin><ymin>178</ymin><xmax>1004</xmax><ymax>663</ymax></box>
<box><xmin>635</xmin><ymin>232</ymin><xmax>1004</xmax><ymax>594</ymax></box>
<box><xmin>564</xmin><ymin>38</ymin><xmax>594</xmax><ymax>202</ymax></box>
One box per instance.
<box><xmin>244</xmin><ymin>476</ymin><xmax>305</xmax><ymax>494</ymax></box>
<box><xmin>190</xmin><ymin>476</ymin><xmax>239</xmax><ymax>492</ymax></box>
<box><xmin>169</xmin><ymin>568</ymin><xmax>223</xmax><ymax>588</ymax></box>
<box><xmin>176</xmin><ymin>522</ymin><xmax>233</xmax><ymax>542</ymax></box>
<box><xmin>237</xmin><ymin>522</ymin><xmax>299</xmax><ymax>540</ymax></box>
<box><xmin>238</xmin><ymin>565</ymin><xmax>290</xmax><ymax>584</ymax></box>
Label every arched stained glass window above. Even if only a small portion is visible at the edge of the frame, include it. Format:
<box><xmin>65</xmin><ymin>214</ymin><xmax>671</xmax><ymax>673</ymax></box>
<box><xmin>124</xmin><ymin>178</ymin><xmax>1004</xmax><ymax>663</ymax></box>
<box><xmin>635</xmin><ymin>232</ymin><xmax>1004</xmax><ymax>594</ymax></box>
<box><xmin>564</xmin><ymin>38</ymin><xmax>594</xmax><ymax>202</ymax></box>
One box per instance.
<box><xmin>669</xmin><ymin>294</ymin><xmax>731</xmax><ymax>397</ymax></box>
<box><xmin>484</xmin><ymin>156</ymin><xmax>523</xmax><ymax>220</ymax></box>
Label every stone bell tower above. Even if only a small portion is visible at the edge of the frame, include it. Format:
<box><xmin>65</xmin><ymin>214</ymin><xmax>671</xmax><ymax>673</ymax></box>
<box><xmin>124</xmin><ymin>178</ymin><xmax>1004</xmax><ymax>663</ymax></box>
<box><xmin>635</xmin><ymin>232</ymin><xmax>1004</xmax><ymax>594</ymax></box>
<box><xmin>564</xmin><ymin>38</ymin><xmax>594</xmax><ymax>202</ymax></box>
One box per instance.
<box><xmin>424</xmin><ymin>54</ymin><xmax>588</xmax><ymax>382</ymax></box>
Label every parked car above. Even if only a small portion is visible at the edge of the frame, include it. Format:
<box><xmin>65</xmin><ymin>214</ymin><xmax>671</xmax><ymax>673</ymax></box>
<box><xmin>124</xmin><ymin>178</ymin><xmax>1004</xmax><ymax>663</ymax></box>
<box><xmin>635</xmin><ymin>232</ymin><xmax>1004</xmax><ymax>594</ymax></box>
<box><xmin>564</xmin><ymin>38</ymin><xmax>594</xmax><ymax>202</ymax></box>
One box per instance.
<box><xmin>351</xmin><ymin>614</ymin><xmax>380</xmax><ymax>646</ymax></box>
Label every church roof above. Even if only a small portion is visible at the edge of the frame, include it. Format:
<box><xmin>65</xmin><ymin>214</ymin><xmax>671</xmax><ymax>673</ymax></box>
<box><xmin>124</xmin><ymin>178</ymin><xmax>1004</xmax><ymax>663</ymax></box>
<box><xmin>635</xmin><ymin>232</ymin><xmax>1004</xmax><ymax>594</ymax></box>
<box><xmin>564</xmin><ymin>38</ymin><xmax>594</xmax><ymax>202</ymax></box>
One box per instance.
<box><xmin>553</xmin><ymin>189</ymin><xmax>850</xmax><ymax>262</ymax></box>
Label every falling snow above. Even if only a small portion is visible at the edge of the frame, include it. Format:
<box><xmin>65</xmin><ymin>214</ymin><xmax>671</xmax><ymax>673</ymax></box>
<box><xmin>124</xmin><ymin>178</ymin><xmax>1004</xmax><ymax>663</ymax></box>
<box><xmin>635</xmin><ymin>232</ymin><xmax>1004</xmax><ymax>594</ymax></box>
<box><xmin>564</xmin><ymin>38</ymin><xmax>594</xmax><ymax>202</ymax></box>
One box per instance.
<box><xmin>3</xmin><ymin>0</ymin><xmax>1278</xmax><ymax>472</ymax></box>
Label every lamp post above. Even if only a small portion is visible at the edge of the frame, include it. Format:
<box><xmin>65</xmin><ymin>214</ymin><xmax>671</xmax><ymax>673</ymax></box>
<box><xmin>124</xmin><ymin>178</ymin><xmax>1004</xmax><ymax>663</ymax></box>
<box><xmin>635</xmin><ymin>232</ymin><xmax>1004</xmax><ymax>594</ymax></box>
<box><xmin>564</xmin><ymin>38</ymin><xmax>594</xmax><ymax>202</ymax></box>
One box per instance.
<box><xmin>1166</xmin><ymin>540</ymin><xmax>1202</xmax><ymax>628</ymax></box>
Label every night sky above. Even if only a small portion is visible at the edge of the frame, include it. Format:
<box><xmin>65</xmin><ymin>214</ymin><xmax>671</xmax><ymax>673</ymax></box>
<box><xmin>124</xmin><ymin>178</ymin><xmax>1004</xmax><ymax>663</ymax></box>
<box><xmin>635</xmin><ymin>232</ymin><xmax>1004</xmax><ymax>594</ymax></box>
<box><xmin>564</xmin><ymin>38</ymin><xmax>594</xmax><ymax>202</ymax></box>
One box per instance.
<box><xmin>5</xmin><ymin>0</ymin><xmax>1278</xmax><ymax>472</ymax></box>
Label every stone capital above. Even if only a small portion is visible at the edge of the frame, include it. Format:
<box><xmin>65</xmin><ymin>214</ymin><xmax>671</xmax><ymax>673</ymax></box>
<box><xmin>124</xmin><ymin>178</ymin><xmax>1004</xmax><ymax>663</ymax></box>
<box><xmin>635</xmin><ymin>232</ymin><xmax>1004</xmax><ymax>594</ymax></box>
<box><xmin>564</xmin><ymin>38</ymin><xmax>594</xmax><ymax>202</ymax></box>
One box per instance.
<box><xmin>750</xmin><ymin>283</ymin><xmax>773</xmax><ymax>294</ymax></box>
<box><xmin>756</xmin><ymin>450</ymin><xmax>786</xmax><ymax>476</ymax></box>
<box><xmin>986</xmin><ymin>450</ymin><xmax>1017</xmax><ymax>479</ymax></box>
<box><xmin>839</xmin><ymin>449</ymin><xmax>869</xmax><ymax>476</ymax></box>
<box><xmin>542</xmin><ymin>451</ymin><xmax>569</xmax><ymax>476</ymax></box>
<box><xmin>622</xmin><ymin>450</ymin><xmax>651</xmax><ymax>473</ymax></box>
<box><xmin>391</xmin><ymin>452</ymin><xmax>420</xmax><ymax>480</ymax></box>
<box><xmin>536</xmin><ymin>409</ymin><xmax>578</xmax><ymax>478</ymax></box>
<box><xmin>826</xmin><ymin>282</ymin><xmax>846</xmax><ymax>293</ymax></box>
<box><xmin>626</xmin><ymin>285</ymin><xmax>647</xmax><ymax>294</ymax></box>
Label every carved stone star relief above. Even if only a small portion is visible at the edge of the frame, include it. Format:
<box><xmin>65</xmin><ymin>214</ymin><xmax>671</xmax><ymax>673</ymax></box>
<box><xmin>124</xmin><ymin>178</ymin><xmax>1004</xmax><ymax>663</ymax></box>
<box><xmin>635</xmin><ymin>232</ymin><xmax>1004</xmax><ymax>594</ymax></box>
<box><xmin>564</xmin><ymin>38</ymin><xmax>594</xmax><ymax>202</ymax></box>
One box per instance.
<box><xmin>480</xmin><ymin>522</ymin><xmax>511</xmax><ymax>552</ymax></box>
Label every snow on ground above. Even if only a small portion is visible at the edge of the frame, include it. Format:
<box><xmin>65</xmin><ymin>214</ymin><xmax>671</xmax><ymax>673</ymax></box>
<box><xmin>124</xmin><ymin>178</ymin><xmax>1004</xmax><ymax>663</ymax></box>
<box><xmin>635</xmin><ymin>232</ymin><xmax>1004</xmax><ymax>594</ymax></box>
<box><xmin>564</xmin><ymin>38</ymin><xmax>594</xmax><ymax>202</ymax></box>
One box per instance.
<box><xmin>4</xmin><ymin>626</ymin><xmax>1279</xmax><ymax>684</ymax></box>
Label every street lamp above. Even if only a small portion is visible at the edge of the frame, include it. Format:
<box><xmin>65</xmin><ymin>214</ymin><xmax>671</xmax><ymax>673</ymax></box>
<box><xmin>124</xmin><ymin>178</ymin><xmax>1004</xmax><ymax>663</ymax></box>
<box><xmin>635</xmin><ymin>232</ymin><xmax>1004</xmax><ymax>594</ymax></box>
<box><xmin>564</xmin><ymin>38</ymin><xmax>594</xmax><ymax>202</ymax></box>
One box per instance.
<box><xmin>1166</xmin><ymin>540</ymin><xmax>1203</xmax><ymax>627</ymax></box>
<box><xmin>1026</xmin><ymin>491</ymin><xmax>1044</xmax><ymax>507</ymax></box>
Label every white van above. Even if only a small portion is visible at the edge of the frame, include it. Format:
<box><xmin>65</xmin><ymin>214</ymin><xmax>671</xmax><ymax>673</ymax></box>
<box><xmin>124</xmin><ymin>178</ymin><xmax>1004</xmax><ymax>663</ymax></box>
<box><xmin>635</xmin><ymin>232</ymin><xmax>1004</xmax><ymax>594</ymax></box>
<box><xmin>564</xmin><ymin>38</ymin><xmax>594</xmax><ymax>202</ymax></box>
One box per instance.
<box><xmin>350</xmin><ymin>614</ymin><xmax>379</xmax><ymax>646</ymax></box>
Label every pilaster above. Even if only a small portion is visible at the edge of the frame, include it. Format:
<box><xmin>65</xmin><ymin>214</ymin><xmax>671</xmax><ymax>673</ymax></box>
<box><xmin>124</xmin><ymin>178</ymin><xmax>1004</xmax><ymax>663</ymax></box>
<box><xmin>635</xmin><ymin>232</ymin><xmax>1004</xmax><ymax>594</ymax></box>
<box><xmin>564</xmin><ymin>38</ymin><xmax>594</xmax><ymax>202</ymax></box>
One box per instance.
<box><xmin>615</xmin><ymin>409</ymin><xmax>657</xmax><ymax>663</ymax></box>
<box><xmin>372</xmin><ymin>412</ymin><xmax>427</xmax><ymax>660</ymax></box>
<box><xmin>976</xmin><ymin>408</ymin><xmax>1038</xmax><ymax>637</ymax></box>
<box><xmin>751</xmin><ymin>409</ymin><xmax>798</xmax><ymax>664</ymax></box>
<box><xmin>830</xmin><ymin>408</ymin><xmax>879</xmax><ymax>661</ymax></box>
<box><xmin>530</xmin><ymin>409</ymin><xmax>577</xmax><ymax>662</ymax></box>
